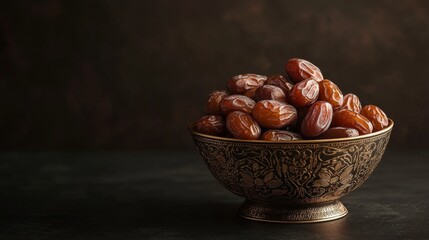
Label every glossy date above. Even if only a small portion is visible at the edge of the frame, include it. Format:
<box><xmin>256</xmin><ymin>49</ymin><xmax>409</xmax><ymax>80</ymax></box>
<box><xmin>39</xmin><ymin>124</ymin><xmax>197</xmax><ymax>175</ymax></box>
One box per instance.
<box><xmin>318</xmin><ymin>79</ymin><xmax>343</xmax><ymax>109</ymax></box>
<box><xmin>205</xmin><ymin>90</ymin><xmax>228</xmax><ymax>115</ymax></box>
<box><xmin>317</xmin><ymin>127</ymin><xmax>359</xmax><ymax>139</ymax></box>
<box><xmin>260</xmin><ymin>130</ymin><xmax>303</xmax><ymax>141</ymax></box>
<box><xmin>360</xmin><ymin>105</ymin><xmax>388</xmax><ymax>131</ymax></box>
<box><xmin>220</xmin><ymin>95</ymin><xmax>255</xmax><ymax>114</ymax></box>
<box><xmin>288</xmin><ymin>78</ymin><xmax>320</xmax><ymax>107</ymax></box>
<box><xmin>194</xmin><ymin>115</ymin><xmax>226</xmax><ymax>136</ymax></box>
<box><xmin>331</xmin><ymin>109</ymin><xmax>373</xmax><ymax>135</ymax></box>
<box><xmin>252</xmin><ymin>100</ymin><xmax>297</xmax><ymax>129</ymax></box>
<box><xmin>254</xmin><ymin>85</ymin><xmax>287</xmax><ymax>102</ymax></box>
<box><xmin>226</xmin><ymin>111</ymin><xmax>261</xmax><ymax>140</ymax></box>
<box><xmin>301</xmin><ymin>101</ymin><xmax>333</xmax><ymax>138</ymax></box>
<box><xmin>227</xmin><ymin>73</ymin><xmax>267</xmax><ymax>94</ymax></box>
<box><xmin>285</xmin><ymin>58</ymin><xmax>324</xmax><ymax>83</ymax></box>
<box><xmin>340</xmin><ymin>93</ymin><xmax>362</xmax><ymax>112</ymax></box>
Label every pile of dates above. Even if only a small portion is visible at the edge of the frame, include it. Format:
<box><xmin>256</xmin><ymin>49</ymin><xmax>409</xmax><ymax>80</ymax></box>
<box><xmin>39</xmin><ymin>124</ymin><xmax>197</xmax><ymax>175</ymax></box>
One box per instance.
<box><xmin>193</xmin><ymin>58</ymin><xmax>389</xmax><ymax>140</ymax></box>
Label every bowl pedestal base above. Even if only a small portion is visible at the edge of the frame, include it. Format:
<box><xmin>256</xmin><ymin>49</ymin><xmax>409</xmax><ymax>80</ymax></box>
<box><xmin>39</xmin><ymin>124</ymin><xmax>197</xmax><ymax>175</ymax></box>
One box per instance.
<box><xmin>239</xmin><ymin>200</ymin><xmax>348</xmax><ymax>223</ymax></box>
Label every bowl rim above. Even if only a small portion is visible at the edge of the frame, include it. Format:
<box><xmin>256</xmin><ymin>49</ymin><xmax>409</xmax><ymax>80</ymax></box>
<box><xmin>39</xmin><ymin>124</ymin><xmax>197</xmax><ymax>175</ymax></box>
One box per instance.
<box><xmin>189</xmin><ymin>119</ymin><xmax>394</xmax><ymax>144</ymax></box>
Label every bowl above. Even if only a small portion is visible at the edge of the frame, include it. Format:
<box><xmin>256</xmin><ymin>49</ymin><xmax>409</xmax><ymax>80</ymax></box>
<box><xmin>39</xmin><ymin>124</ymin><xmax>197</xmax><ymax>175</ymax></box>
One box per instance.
<box><xmin>189</xmin><ymin>119</ymin><xmax>394</xmax><ymax>223</ymax></box>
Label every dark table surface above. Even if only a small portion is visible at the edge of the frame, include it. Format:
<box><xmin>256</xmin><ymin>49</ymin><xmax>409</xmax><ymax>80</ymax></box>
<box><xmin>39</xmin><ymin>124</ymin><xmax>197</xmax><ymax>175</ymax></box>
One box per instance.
<box><xmin>0</xmin><ymin>151</ymin><xmax>428</xmax><ymax>240</ymax></box>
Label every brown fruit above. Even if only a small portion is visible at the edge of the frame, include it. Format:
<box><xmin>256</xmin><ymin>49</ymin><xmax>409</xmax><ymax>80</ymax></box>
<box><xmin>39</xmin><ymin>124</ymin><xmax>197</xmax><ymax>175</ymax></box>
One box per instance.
<box><xmin>317</xmin><ymin>127</ymin><xmax>359</xmax><ymax>139</ymax></box>
<box><xmin>194</xmin><ymin>115</ymin><xmax>226</xmax><ymax>136</ymax></box>
<box><xmin>227</xmin><ymin>73</ymin><xmax>267</xmax><ymax>94</ymax></box>
<box><xmin>331</xmin><ymin>109</ymin><xmax>373</xmax><ymax>135</ymax></box>
<box><xmin>265</xmin><ymin>74</ymin><xmax>294</xmax><ymax>94</ymax></box>
<box><xmin>252</xmin><ymin>100</ymin><xmax>297</xmax><ymax>129</ymax></box>
<box><xmin>260</xmin><ymin>130</ymin><xmax>302</xmax><ymax>141</ymax></box>
<box><xmin>244</xmin><ymin>88</ymin><xmax>258</xmax><ymax>100</ymax></box>
<box><xmin>301</xmin><ymin>101</ymin><xmax>333</xmax><ymax>137</ymax></box>
<box><xmin>226</xmin><ymin>111</ymin><xmax>261</xmax><ymax>140</ymax></box>
<box><xmin>360</xmin><ymin>105</ymin><xmax>388</xmax><ymax>131</ymax></box>
<box><xmin>340</xmin><ymin>93</ymin><xmax>362</xmax><ymax>112</ymax></box>
<box><xmin>220</xmin><ymin>95</ymin><xmax>255</xmax><ymax>114</ymax></box>
<box><xmin>318</xmin><ymin>79</ymin><xmax>343</xmax><ymax>109</ymax></box>
<box><xmin>285</xmin><ymin>58</ymin><xmax>324</xmax><ymax>83</ymax></box>
<box><xmin>254</xmin><ymin>85</ymin><xmax>287</xmax><ymax>102</ymax></box>
<box><xmin>205</xmin><ymin>90</ymin><xmax>228</xmax><ymax>115</ymax></box>
<box><xmin>288</xmin><ymin>78</ymin><xmax>320</xmax><ymax>107</ymax></box>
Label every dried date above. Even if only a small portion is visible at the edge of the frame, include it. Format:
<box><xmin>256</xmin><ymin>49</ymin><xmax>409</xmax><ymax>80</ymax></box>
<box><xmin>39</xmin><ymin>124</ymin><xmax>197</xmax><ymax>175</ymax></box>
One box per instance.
<box><xmin>301</xmin><ymin>101</ymin><xmax>333</xmax><ymax>137</ymax></box>
<box><xmin>285</xmin><ymin>58</ymin><xmax>324</xmax><ymax>83</ymax></box>
<box><xmin>226</xmin><ymin>111</ymin><xmax>261</xmax><ymax>140</ymax></box>
<box><xmin>331</xmin><ymin>109</ymin><xmax>373</xmax><ymax>134</ymax></box>
<box><xmin>194</xmin><ymin>115</ymin><xmax>226</xmax><ymax>136</ymax></box>
<box><xmin>317</xmin><ymin>127</ymin><xmax>359</xmax><ymax>139</ymax></box>
<box><xmin>260</xmin><ymin>130</ymin><xmax>302</xmax><ymax>141</ymax></box>
<box><xmin>360</xmin><ymin>105</ymin><xmax>388</xmax><ymax>131</ymax></box>
<box><xmin>205</xmin><ymin>90</ymin><xmax>228</xmax><ymax>115</ymax></box>
<box><xmin>220</xmin><ymin>95</ymin><xmax>255</xmax><ymax>114</ymax></box>
<box><xmin>318</xmin><ymin>79</ymin><xmax>343</xmax><ymax>109</ymax></box>
<box><xmin>265</xmin><ymin>74</ymin><xmax>294</xmax><ymax>94</ymax></box>
<box><xmin>227</xmin><ymin>73</ymin><xmax>267</xmax><ymax>94</ymax></box>
<box><xmin>254</xmin><ymin>85</ymin><xmax>287</xmax><ymax>102</ymax></box>
<box><xmin>288</xmin><ymin>78</ymin><xmax>320</xmax><ymax>107</ymax></box>
<box><xmin>252</xmin><ymin>100</ymin><xmax>297</xmax><ymax>129</ymax></box>
<box><xmin>340</xmin><ymin>93</ymin><xmax>362</xmax><ymax>112</ymax></box>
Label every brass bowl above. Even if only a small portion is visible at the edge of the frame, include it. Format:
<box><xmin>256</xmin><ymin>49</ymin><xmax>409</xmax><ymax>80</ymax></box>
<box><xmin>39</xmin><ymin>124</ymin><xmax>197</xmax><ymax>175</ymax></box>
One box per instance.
<box><xmin>189</xmin><ymin>120</ymin><xmax>394</xmax><ymax>223</ymax></box>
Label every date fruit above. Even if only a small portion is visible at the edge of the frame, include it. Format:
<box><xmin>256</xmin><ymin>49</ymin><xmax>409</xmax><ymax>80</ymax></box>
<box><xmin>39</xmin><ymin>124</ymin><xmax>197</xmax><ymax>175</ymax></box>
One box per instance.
<box><xmin>288</xmin><ymin>78</ymin><xmax>320</xmax><ymax>107</ymax></box>
<box><xmin>265</xmin><ymin>74</ymin><xmax>294</xmax><ymax>94</ymax></box>
<box><xmin>205</xmin><ymin>90</ymin><xmax>228</xmax><ymax>115</ymax></box>
<box><xmin>317</xmin><ymin>127</ymin><xmax>359</xmax><ymax>139</ymax></box>
<box><xmin>360</xmin><ymin>105</ymin><xmax>388</xmax><ymax>131</ymax></box>
<box><xmin>194</xmin><ymin>115</ymin><xmax>226</xmax><ymax>136</ymax></box>
<box><xmin>301</xmin><ymin>101</ymin><xmax>333</xmax><ymax>137</ymax></box>
<box><xmin>318</xmin><ymin>79</ymin><xmax>343</xmax><ymax>109</ymax></box>
<box><xmin>254</xmin><ymin>85</ymin><xmax>287</xmax><ymax>102</ymax></box>
<box><xmin>227</xmin><ymin>73</ymin><xmax>267</xmax><ymax>94</ymax></box>
<box><xmin>244</xmin><ymin>88</ymin><xmax>258</xmax><ymax>100</ymax></box>
<box><xmin>252</xmin><ymin>100</ymin><xmax>297</xmax><ymax>129</ymax></box>
<box><xmin>285</xmin><ymin>58</ymin><xmax>324</xmax><ymax>83</ymax></box>
<box><xmin>226</xmin><ymin>111</ymin><xmax>261</xmax><ymax>140</ymax></box>
<box><xmin>331</xmin><ymin>109</ymin><xmax>373</xmax><ymax>135</ymax></box>
<box><xmin>220</xmin><ymin>95</ymin><xmax>255</xmax><ymax>114</ymax></box>
<box><xmin>340</xmin><ymin>93</ymin><xmax>362</xmax><ymax>112</ymax></box>
<box><xmin>260</xmin><ymin>130</ymin><xmax>302</xmax><ymax>141</ymax></box>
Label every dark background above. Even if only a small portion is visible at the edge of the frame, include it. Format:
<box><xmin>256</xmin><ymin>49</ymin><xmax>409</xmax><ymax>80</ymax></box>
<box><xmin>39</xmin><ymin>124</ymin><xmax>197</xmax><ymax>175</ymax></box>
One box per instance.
<box><xmin>0</xmin><ymin>0</ymin><xmax>428</xmax><ymax>151</ymax></box>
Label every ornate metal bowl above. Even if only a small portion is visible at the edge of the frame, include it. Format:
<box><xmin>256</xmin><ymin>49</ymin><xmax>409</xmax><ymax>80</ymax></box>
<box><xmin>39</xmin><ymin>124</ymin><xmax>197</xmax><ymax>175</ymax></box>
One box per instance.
<box><xmin>189</xmin><ymin>120</ymin><xmax>393</xmax><ymax>223</ymax></box>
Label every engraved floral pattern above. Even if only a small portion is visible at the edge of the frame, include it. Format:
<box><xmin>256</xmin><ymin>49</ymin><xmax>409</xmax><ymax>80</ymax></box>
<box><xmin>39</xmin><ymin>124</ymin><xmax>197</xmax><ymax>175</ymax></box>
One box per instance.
<box><xmin>192</xmin><ymin>130</ymin><xmax>391</xmax><ymax>204</ymax></box>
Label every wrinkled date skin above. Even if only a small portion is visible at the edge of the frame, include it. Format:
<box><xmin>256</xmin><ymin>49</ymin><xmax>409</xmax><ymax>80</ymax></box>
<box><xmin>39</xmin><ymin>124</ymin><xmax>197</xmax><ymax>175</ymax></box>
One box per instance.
<box><xmin>226</xmin><ymin>111</ymin><xmax>261</xmax><ymax>140</ymax></box>
<box><xmin>340</xmin><ymin>93</ymin><xmax>362</xmax><ymax>112</ymax></box>
<box><xmin>205</xmin><ymin>90</ymin><xmax>228</xmax><ymax>115</ymax></box>
<box><xmin>244</xmin><ymin>88</ymin><xmax>258</xmax><ymax>100</ymax></box>
<box><xmin>265</xmin><ymin>74</ymin><xmax>294</xmax><ymax>94</ymax></box>
<box><xmin>194</xmin><ymin>115</ymin><xmax>226</xmax><ymax>136</ymax></box>
<box><xmin>318</xmin><ymin>79</ymin><xmax>343</xmax><ymax>109</ymax></box>
<box><xmin>301</xmin><ymin>101</ymin><xmax>333</xmax><ymax>137</ymax></box>
<box><xmin>285</xmin><ymin>58</ymin><xmax>324</xmax><ymax>83</ymax></box>
<box><xmin>254</xmin><ymin>85</ymin><xmax>287</xmax><ymax>102</ymax></box>
<box><xmin>227</xmin><ymin>73</ymin><xmax>267</xmax><ymax>94</ymax></box>
<box><xmin>360</xmin><ymin>105</ymin><xmax>388</xmax><ymax>131</ymax></box>
<box><xmin>317</xmin><ymin>127</ymin><xmax>359</xmax><ymax>139</ymax></box>
<box><xmin>331</xmin><ymin>109</ymin><xmax>373</xmax><ymax>135</ymax></box>
<box><xmin>252</xmin><ymin>100</ymin><xmax>297</xmax><ymax>129</ymax></box>
<box><xmin>260</xmin><ymin>130</ymin><xmax>302</xmax><ymax>141</ymax></box>
<box><xmin>220</xmin><ymin>95</ymin><xmax>255</xmax><ymax>114</ymax></box>
<box><xmin>288</xmin><ymin>78</ymin><xmax>320</xmax><ymax>107</ymax></box>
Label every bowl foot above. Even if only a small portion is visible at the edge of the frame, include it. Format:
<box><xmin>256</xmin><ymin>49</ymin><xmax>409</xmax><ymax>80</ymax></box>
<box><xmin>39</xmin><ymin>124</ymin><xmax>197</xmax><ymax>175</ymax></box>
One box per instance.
<box><xmin>239</xmin><ymin>200</ymin><xmax>348</xmax><ymax>223</ymax></box>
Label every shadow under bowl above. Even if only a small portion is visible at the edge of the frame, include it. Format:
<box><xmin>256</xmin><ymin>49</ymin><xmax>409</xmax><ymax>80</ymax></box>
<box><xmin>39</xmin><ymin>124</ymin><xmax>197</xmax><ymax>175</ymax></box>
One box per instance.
<box><xmin>189</xmin><ymin>120</ymin><xmax>394</xmax><ymax>223</ymax></box>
